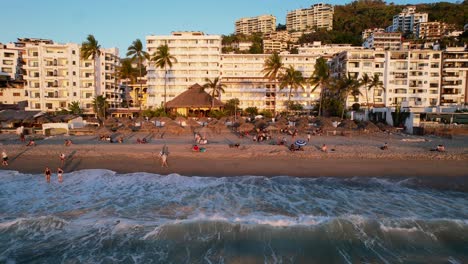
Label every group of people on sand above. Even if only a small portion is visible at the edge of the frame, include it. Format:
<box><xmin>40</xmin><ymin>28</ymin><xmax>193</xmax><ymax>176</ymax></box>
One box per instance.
<box><xmin>194</xmin><ymin>133</ymin><xmax>208</xmax><ymax>145</ymax></box>
<box><xmin>136</xmin><ymin>138</ymin><xmax>148</xmax><ymax>144</ymax></box>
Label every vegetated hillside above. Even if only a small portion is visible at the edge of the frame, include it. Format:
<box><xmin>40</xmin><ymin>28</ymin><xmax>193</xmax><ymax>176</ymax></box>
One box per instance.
<box><xmin>300</xmin><ymin>0</ymin><xmax>467</xmax><ymax>45</ymax></box>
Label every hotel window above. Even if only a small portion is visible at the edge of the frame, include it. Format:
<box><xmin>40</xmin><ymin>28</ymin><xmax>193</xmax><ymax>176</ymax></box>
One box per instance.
<box><xmin>46</xmin><ymin>103</ymin><xmax>53</xmax><ymax>109</ymax></box>
<box><xmin>13</xmin><ymin>93</ymin><xmax>20</xmax><ymax>97</ymax></box>
<box><xmin>35</xmin><ymin>103</ymin><xmax>41</xmax><ymax>109</ymax></box>
<box><xmin>73</xmin><ymin>61</ymin><xmax>76</xmax><ymax>65</ymax></box>
<box><xmin>72</xmin><ymin>50</ymin><xmax>76</xmax><ymax>55</ymax></box>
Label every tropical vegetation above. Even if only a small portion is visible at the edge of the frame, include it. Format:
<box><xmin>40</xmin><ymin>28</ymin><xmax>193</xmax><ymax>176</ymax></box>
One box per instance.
<box><xmin>150</xmin><ymin>44</ymin><xmax>177</xmax><ymax>110</ymax></box>
<box><xmin>127</xmin><ymin>39</ymin><xmax>149</xmax><ymax>109</ymax></box>
<box><xmin>278</xmin><ymin>66</ymin><xmax>305</xmax><ymax>113</ymax></box>
<box><xmin>92</xmin><ymin>95</ymin><xmax>109</xmax><ymax>124</ymax></box>
<box><xmin>202</xmin><ymin>77</ymin><xmax>226</xmax><ymax>109</ymax></box>
<box><xmin>262</xmin><ymin>53</ymin><xmax>284</xmax><ymax>113</ymax></box>
<box><xmin>309</xmin><ymin>57</ymin><xmax>330</xmax><ymax>117</ymax></box>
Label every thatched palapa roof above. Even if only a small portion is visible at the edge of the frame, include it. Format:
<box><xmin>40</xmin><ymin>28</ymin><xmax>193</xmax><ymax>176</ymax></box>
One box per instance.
<box><xmin>166</xmin><ymin>84</ymin><xmax>224</xmax><ymax>108</ymax></box>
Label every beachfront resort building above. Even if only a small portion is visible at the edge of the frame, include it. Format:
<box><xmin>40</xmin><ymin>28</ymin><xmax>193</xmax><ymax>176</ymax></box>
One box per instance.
<box><xmin>146</xmin><ymin>31</ymin><xmax>321</xmax><ymax>112</ymax></box>
<box><xmin>22</xmin><ymin>41</ymin><xmax>120</xmax><ymax>113</ymax></box>
<box><xmin>146</xmin><ymin>32</ymin><xmax>222</xmax><ymax>107</ymax></box>
<box><xmin>286</xmin><ymin>3</ymin><xmax>334</xmax><ymax>32</ymax></box>
<box><xmin>221</xmin><ymin>53</ymin><xmax>318</xmax><ymax>112</ymax></box>
<box><xmin>235</xmin><ymin>15</ymin><xmax>276</xmax><ymax>35</ymax></box>
<box><xmin>0</xmin><ymin>43</ymin><xmax>24</xmax><ymax>80</ymax></box>
<box><xmin>440</xmin><ymin>47</ymin><xmax>468</xmax><ymax>105</ymax></box>
<box><xmin>388</xmin><ymin>6</ymin><xmax>428</xmax><ymax>34</ymax></box>
<box><xmin>331</xmin><ymin>49</ymin><xmax>443</xmax><ymax>108</ymax></box>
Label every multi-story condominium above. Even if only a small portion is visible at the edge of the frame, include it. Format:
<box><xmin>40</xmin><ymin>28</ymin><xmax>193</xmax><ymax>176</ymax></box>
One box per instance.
<box><xmin>440</xmin><ymin>47</ymin><xmax>468</xmax><ymax>105</ymax></box>
<box><xmin>23</xmin><ymin>42</ymin><xmax>120</xmax><ymax>113</ymax></box>
<box><xmin>330</xmin><ymin>49</ymin><xmax>386</xmax><ymax>107</ymax></box>
<box><xmin>363</xmin><ymin>32</ymin><xmax>402</xmax><ymax>50</ymax></box>
<box><xmin>0</xmin><ymin>43</ymin><xmax>23</xmax><ymax>80</ymax></box>
<box><xmin>221</xmin><ymin>54</ymin><xmax>318</xmax><ymax>112</ymax></box>
<box><xmin>263</xmin><ymin>39</ymin><xmax>289</xmax><ymax>54</ymax></box>
<box><xmin>298</xmin><ymin>42</ymin><xmax>360</xmax><ymax>58</ymax></box>
<box><xmin>146</xmin><ymin>32</ymin><xmax>222</xmax><ymax>107</ymax></box>
<box><xmin>286</xmin><ymin>3</ymin><xmax>334</xmax><ymax>32</ymax></box>
<box><xmin>331</xmin><ymin>49</ymin><xmax>443</xmax><ymax>108</ymax></box>
<box><xmin>389</xmin><ymin>6</ymin><xmax>428</xmax><ymax>33</ymax></box>
<box><xmin>416</xmin><ymin>21</ymin><xmax>457</xmax><ymax>40</ymax></box>
<box><xmin>0</xmin><ymin>78</ymin><xmax>26</xmax><ymax>105</ymax></box>
<box><xmin>235</xmin><ymin>15</ymin><xmax>276</xmax><ymax>35</ymax></box>
<box><xmin>262</xmin><ymin>31</ymin><xmax>309</xmax><ymax>54</ymax></box>
<box><xmin>361</xmin><ymin>28</ymin><xmax>385</xmax><ymax>40</ymax></box>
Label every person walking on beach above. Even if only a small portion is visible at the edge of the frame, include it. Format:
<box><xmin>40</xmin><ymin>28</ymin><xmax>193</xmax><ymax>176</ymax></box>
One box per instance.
<box><xmin>2</xmin><ymin>150</ymin><xmax>8</xmax><ymax>166</ymax></box>
<box><xmin>59</xmin><ymin>153</ymin><xmax>66</xmax><ymax>166</ymax></box>
<box><xmin>44</xmin><ymin>167</ymin><xmax>51</xmax><ymax>183</ymax></box>
<box><xmin>307</xmin><ymin>132</ymin><xmax>311</xmax><ymax>142</ymax></box>
<box><xmin>57</xmin><ymin>168</ymin><xmax>64</xmax><ymax>183</ymax></box>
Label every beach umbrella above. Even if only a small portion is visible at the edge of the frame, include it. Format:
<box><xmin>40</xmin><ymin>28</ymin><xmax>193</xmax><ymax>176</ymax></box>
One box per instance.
<box><xmin>294</xmin><ymin>139</ymin><xmax>307</xmax><ymax>146</ymax></box>
<box><xmin>265</xmin><ymin>124</ymin><xmax>279</xmax><ymax>131</ymax></box>
<box><xmin>238</xmin><ymin>123</ymin><xmax>254</xmax><ymax>132</ymax></box>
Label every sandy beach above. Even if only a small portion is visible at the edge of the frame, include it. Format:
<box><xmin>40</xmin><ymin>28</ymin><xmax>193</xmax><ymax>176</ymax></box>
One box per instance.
<box><xmin>1</xmin><ymin>131</ymin><xmax>467</xmax><ymax>182</ymax></box>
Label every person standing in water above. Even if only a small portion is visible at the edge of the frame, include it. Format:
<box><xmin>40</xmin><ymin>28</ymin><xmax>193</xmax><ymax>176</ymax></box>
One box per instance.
<box><xmin>57</xmin><ymin>168</ymin><xmax>64</xmax><ymax>183</ymax></box>
<box><xmin>44</xmin><ymin>167</ymin><xmax>51</xmax><ymax>183</ymax></box>
<box><xmin>160</xmin><ymin>145</ymin><xmax>169</xmax><ymax>168</ymax></box>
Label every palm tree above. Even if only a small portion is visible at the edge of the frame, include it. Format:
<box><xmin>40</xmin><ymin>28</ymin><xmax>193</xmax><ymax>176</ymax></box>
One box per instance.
<box><xmin>80</xmin><ymin>35</ymin><xmax>101</xmax><ymax>96</ymax></box>
<box><xmin>334</xmin><ymin>74</ymin><xmax>361</xmax><ymax>120</ymax></box>
<box><xmin>278</xmin><ymin>66</ymin><xmax>305</xmax><ymax>113</ymax></box>
<box><xmin>359</xmin><ymin>73</ymin><xmax>371</xmax><ymax>110</ymax></box>
<box><xmin>127</xmin><ymin>39</ymin><xmax>149</xmax><ymax>110</ymax></box>
<box><xmin>202</xmin><ymin>77</ymin><xmax>226</xmax><ymax>109</ymax></box>
<box><xmin>369</xmin><ymin>73</ymin><xmax>384</xmax><ymax>108</ymax></box>
<box><xmin>262</xmin><ymin>53</ymin><xmax>284</xmax><ymax>114</ymax></box>
<box><xmin>309</xmin><ymin>57</ymin><xmax>330</xmax><ymax>116</ymax></box>
<box><xmin>150</xmin><ymin>44</ymin><xmax>177</xmax><ymax>110</ymax></box>
<box><xmin>92</xmin><ymin>95</ymin><xmax>109</xmax><ymax>124</ymax></box>
<box><xmin>68</xmin><ymin>101</ymin><xmax>83</xmax><ymax>115</ymax></box>
<box><xmin>118</xmin><ymin>59</ymin><xmax>136</xmax><ymax>108</ymax></box>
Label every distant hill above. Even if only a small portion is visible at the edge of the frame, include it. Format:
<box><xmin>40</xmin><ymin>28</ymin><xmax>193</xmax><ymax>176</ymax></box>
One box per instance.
<box><xmin>299</xmin><ymin>0</ymin><xmax>467</xmax><ymax>45</ymax></box>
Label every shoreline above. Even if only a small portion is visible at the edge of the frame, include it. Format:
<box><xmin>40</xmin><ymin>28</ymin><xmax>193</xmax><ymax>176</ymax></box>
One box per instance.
<box><xmin>0</xmin><ymin>132</ymin><xmax>467</xmax><ymax>191</ymax></box>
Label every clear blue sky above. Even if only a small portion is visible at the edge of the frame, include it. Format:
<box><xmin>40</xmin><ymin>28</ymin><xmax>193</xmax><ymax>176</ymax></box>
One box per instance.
<box><xmin>1</xmin><ymin>0</ymin><xmax>456</xmax><ymax>55</ymax></box>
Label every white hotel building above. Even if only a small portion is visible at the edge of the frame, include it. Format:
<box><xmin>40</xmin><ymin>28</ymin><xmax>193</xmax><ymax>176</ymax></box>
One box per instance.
<box><xmin>331</xmin><ymin>49</ymin><xmax>442</xmax><ymax>108</ymax></box>
<box><xmin>286</xmin><ymin>3</ymin><xmax>334</xmax><ymax>32</ymax></box>
<box><xmin>0</xmin><ymin>43</ymin><xmax>23</xmax><ymax>80</ymax></box>
<box><xmin>146</xmin><ymin>32</ymin><xmax>222</xmax><ymax>107</ymax></box>
<box><xmin>235</xmin><ymin>15</ymin><xmax>276</xmax><ymax>35</ymax></box>
<box><xmin>146</xmin><ymin>32</ymin><xmax>320</xmax><ymax>112</ymax></box>
<box><xmin>23</xmin><ymin>42</ymin><xmax>120</xmax><ymax>113</ymax></box>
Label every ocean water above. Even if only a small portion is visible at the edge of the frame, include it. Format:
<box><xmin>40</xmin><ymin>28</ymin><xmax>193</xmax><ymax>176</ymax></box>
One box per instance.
<box><xmin>0</xmin><ymin>170</ymin><xmax>467</xmax><ymax>264</ymax></box>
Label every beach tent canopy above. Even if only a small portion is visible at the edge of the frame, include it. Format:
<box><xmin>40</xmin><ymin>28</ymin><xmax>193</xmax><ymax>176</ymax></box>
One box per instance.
<box><xmin>166</xmin><ymin>83</ymin><xmax>224</xmax><ymax>109</ymax></box>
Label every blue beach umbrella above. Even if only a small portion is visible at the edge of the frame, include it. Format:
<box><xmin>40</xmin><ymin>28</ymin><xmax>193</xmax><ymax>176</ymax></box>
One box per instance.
<box><xmin>295</xmin><ymin>139</ymin><xmax>307</xmax><ymax>146</ymax></box>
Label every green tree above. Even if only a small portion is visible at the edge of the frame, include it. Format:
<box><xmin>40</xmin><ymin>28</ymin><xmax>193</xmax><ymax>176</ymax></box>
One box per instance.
<box><xmin>359</xmin><ymin>72</ymin><xmax>371</xmax><ymax>110</ymax></box>
<box><xmin>224</xmin><ymin>98</ymin><xmax>240</xmax><ymax>116</ymax></box>
<box><xmin>334</xmin><ymin>74</ymin><xmax>361</xmax><ymax>120</ymax></box>
<box><xmin>150</xmin><ymin>44</ymin><xmax>177</xmax><ymax>110</ymax></box>
<box><xmin>309</xmin><ymin>57</ymin><xmax>330</xmax><ymax>116</ymax></box>
<box><xmin>244</xmin><ymin>107</ymin><xmax>258</xmax><ymax>116</ymax></box>
<box><xmin>80</xmin><ymin>34</ymin><xmax>101</xmax><ymax>95</ymax></box>
<box><xmin>92</xmin><ymin>95</ymin><xmax>109</xmax><ymax>124</ymax></box>
<box><xmin>127</xmin><ymin>39</ymin><xmax>149</xmax><ymax>110</ymax></box>
<box><xmin>202</xmin><ymin>77</ymin><xmax>226</xmax><ymax>109</ymax></box>
<box><xmin>68</xmin><ymin>101</ymin><xmax>83</xmax><ymax>115</ymax></box>
<box><xmin>279</xmin><ymin>66</ymin><xmax>305</xmax><ymax>113</ymax></box>
<box><xmin>118</xmin><ymin>59</ymin><xmax>136</xmax><ymax>108</ymax></box>
<box><xmin>369</xmin><ymin>73</ymin><xmax>384</xmax><ymax>108</ymax></box>
<box><xmin>262</xmin><ymin>53</ymin><xmax>284</xmax><ymax>114</ymax></box>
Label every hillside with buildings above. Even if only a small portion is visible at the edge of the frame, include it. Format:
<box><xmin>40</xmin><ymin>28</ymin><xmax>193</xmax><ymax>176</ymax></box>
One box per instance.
<box><xmin>0</xmin><ymin>1</ymin><xmax>467</xmax><ymax>125</ymax></box>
